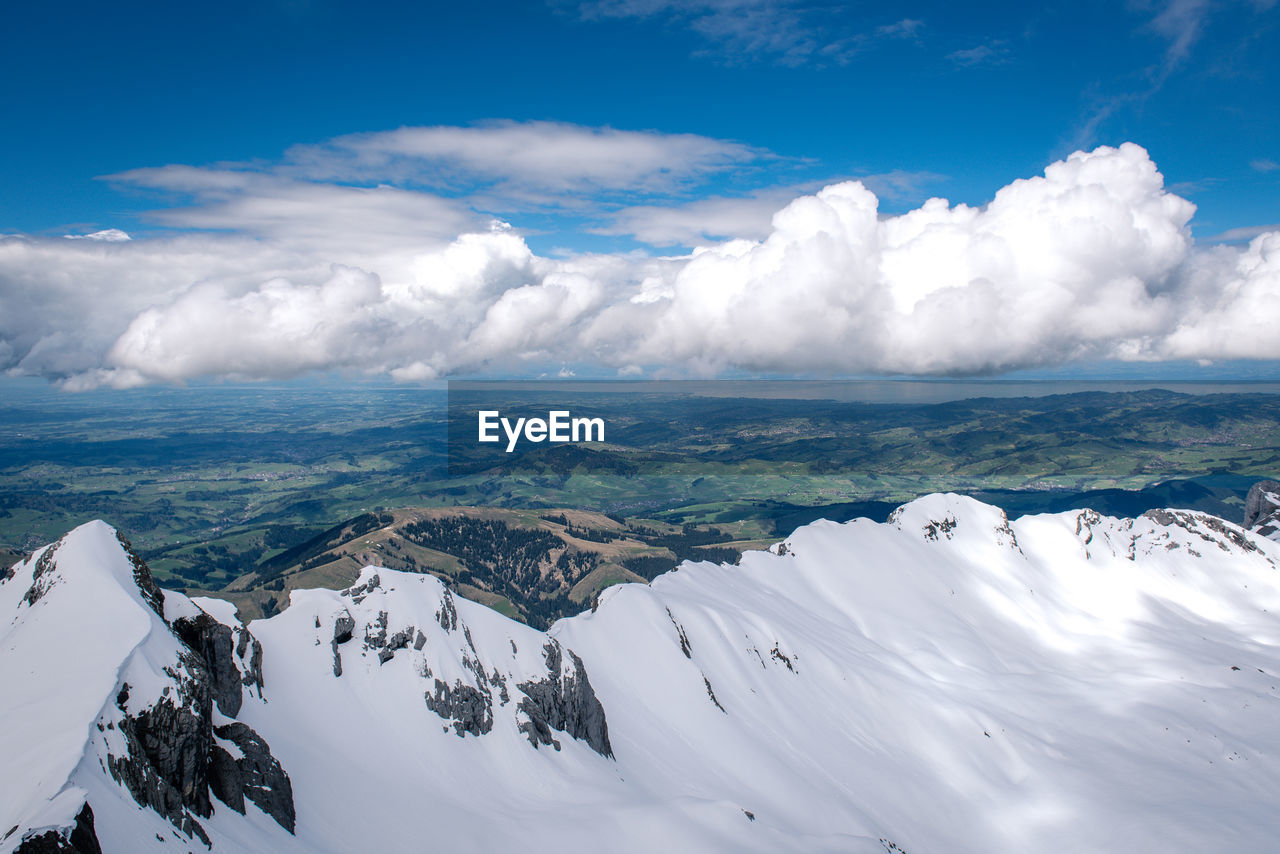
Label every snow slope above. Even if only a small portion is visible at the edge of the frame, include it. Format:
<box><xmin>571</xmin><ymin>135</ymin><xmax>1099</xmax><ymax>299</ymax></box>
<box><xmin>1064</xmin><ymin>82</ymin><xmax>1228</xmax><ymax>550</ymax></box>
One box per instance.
<box><xmin>0</xmin><ymin>522</ymin><xmax>159</xmax><ymax>845</ymax></box>
<box><xmin>4</xmin><ymin>495</ymin><xmax>1280</xmax><ymax>853</ymax></box>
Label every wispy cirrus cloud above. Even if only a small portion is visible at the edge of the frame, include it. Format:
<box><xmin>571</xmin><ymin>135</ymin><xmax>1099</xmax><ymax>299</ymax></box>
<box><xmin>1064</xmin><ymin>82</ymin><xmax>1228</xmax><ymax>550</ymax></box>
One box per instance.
<box><xmin>1070</xmin><ymin>0</ymin><xmax>1271</xmax><ymax>151</ymax></box>
<box><xmin>566</xmin><ymin>0</ymin><xmax>922</xmax><ymax>65</ymax></box>
<box><xmin>1145</xmin><ymin>0</ymin><xmax>1211</xmax><ymax>82</ymax></box>
<box><xmin>1069</xmin><ymin>1</ymin><xmax>1206</xmax><ymax>152</ymax></box>
<box><xmin>946</xmin><ymin>41</ymin><xmax>1009</xmax><ymax>67</ymax></box>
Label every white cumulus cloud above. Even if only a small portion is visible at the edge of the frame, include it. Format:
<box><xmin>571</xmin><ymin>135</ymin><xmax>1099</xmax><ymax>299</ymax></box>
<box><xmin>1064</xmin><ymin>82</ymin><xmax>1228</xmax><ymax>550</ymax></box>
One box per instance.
<box><xmin>1156</xmin><ymin>232</ymin><xmax>1280</xmax><ymax>360</ymax></box>
<box><xmin>2</xmin><ymin>140</ymin><xmax>1279</xmax><ymax>388</ymax></box>
<box><xmin>593</xmin><ymin>143</ymin><xmax>1197</xmax><ymax>374</ymax></box>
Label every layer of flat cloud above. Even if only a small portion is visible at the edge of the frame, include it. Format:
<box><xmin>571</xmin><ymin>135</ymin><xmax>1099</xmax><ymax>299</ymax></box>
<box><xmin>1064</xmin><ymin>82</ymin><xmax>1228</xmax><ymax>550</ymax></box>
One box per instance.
<box><xmin>105</xmin><ymin>122</ymin><xmax>777</xmax><ymax>253</ymax></box>
<box><xmin>3</xmin><ymin>142</ymin><xmax>1279</xmax><ymax>388</ymax></box>
<box><xmin>284</xmin><ymin>121</ymin><xmax>765</xmax><ymax>200</ymax></box>
<box><xmin>598</xmin><ymin>187</ymin><xmax>813</xmax><ymax>246</ymax></box>
<box><xmin>107</xmin><ymin>166</ymin><xmax>485</xmax><ymax>253</ymax></box>
<box><xmin>600</xmin><ymin>171</ymin><xmax>946</xmax><ymax>246</ymax></box>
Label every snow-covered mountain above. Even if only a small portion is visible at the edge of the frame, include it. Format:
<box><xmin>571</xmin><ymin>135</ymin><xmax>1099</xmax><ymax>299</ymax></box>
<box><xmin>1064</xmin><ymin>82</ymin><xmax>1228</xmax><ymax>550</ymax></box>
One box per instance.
<box><xmin>5</xmin><ymin>494</ymin><xmax>1280</xmax><ymax>853</ymax></box>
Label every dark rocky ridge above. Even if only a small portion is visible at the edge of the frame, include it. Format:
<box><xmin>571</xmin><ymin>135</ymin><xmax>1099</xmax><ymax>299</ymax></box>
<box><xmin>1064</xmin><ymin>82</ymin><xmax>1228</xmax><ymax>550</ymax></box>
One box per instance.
<box><xmin>1143</xmin><ymin>508</ymin><xmax>1261</xmax><ymax>553</ymax></box>
<box><xmin>22</xmin><ymin>538</ymin><xmax>64</xmax><ymax>607</ymax></box>
<box><xmin>173</xmin><ymin>614</ymin><xmax>247</xmax><ymax>717</ymax></box>
<box><xmin>235</xmin><ymin>625</ymin><xmax>265</xmax><ymax>693</ymax></box>
<box><xmin>107</xmin><ymin>662</ymin><xmax>215</xmax><ymax>847</ymax></box>
<box><xmin>12</xmin><ymin>804</ymin><xmax>102</xmax><ymax>854</ymax></box>
<box><xmin>517</xmin><ymin>641</ymin><xmax>613</xmax><ymax>758</ymax></box>
<box><xmin>210</xmin><ymin>723</ymin><xmax>296</xmax><ymax>833</ymax></box>
<box><xmin>89</xmin><ymin>541</ymin><xmax>295</xmax><ymax>849</ymax></box>
<box><xmin>19</xmin><ymin>528</ymin><xmax>619</xmax><ymax>848</ymax></box>
<box><xmin>114</xmin><ymin>531</ymin><xmax>164</xmax><ymax>619</ymax></box>
<box><xmin>436</xmin><ymin>587</ymin><xmax>459</xmax><ymax>631</ymax></box>
<box><xmin>319</xmin><ymin>575</ymin><xmax>614</xmax><ymax>757</ymax></box>
<box><xmin>1244</xmin><ymin>480</ymin><xmax>1280</xmax><ymax>540</ymax></box>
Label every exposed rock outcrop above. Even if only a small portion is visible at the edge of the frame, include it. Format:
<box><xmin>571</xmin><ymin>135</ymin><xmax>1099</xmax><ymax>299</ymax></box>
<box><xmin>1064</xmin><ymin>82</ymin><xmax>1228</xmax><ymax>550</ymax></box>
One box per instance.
<box><xmin>703</xmin><ymin>675</ymin><xmax>726</xmax><ymax>714</ymax></box>
<box><xmin>363</xmin><ymin>610</ymin><xmax>389</xmax><ymax>649</ymax></box>
<box><xmin>425</xmin><ymin>679</ymin><xmax>494</xmax><ymax>737</ymax></box>
<box><xmin>666</xmin><ymin>607</ymin><xmax>692</xmax><ymax>658</ymax></box>
<box><xmin>1142</xmin><ymin>508</ymin><xmax>1260</xmax><ymax>553</ymax></box>
<box><xmin>333</xmin><ymin>612</ymin><xmax>355</xmax><ymax>644</ymax></box>
<box><xmin>99</xmin><ymin>546</ymin><xmax>295</xmax><ymax>843</ymax></box>
<box><xmin>436</xmin><ymin>588</ymin><xmax>458</xmax><ymax>631</ymax></box>
<box><xmin>517</xmin><ymin>641</ymin><xmax>612</xmax><ymax>758</ymax></box>
<box><xmin>114</xmin><ymin>531</ymin><xmax>164</xmax><ymax>618</ymax></box>
<box><xmin>173</xmin><ymin>613</ymin><xmax>244</xmax><ymax>717</ymax></box>
<box><xmin>12</xmin><ymin>803</ymin><xmax>102</xmax><ymax>854</ymax></box>
<box><xmin>210</xmin><ymin>723</ymin><xmax>296</xmax><ymax>834</ymax></box>
<box><xmin>341</xmin><ymin>572</ymin><xmax>380</xmax><ymax>604</ymax></box>
<box><xmin>235</xmin><ymin>625</ymin><xmax>264</xmax><ymax>695</ymax></box>
<box><xmin>22</xmin><ymin>538</ymin><xmax>63</xmax><ymax>607</ymax></box>
<box><xmin>107</xmin><ymin>664</ymin><xmax>215</xmax><ymax>847</ymax></box>
<box><xmin>108</xmin><ymin>648</ymin><xmax>297</xmax><ymax>841</ymax></box>
<box><xmin>331</xmin><ymin>611</ymin><xmax>355</xmax><ymax>677</ymax></box>
<box><xmin>379</xmin><ymin>627</ymin><xmax>415</xmax><ymax>664</ymax></box>
<box><xmin>1245</xmin><ymin>479</ymin><xmax>1280</xmax><ymax>540</ymax></box>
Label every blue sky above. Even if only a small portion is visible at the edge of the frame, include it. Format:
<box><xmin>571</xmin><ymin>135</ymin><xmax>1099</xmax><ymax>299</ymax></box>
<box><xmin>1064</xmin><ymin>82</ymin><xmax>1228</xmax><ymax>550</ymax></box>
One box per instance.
<box><xmin>1</xmin><ymin>1</ymin><xmax>1279</xmax><ymax>386</ymax></box>
<box><xmin>5</xmin><ymin>0</ymin><xmax>1276</xmax><ymax>246</ymax></box>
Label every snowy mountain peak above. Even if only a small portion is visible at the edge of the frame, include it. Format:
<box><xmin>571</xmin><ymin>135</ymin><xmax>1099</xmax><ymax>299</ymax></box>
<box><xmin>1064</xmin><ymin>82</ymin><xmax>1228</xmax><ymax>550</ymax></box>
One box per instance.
<box><xmin>887</xmin><ymin>492</ymin><xmax>1023</xmax><ymax>551</ymax></box>
<box><xmin>1</xmin><ymin>520</ymin><xmax>292</xmax><ymax>854</ymax></box>
<box><xmin>4</xmin><ymin>520</ymin><xmax>163</xmax><ymax>619</ymax></box>
<box><xmin>278</xmin><ymin>565</ymin><xmax>612</xmax><ymax>755</ymax></box>
<box><xmin>7</xmin><ymin>500</ymin><xmax>1280</xmax><ymax>853</ymax></box>
<box><xmin>1062</xmin><ymin>504</ymin><xmax>1272</xmax><ymax>563</ymax></box>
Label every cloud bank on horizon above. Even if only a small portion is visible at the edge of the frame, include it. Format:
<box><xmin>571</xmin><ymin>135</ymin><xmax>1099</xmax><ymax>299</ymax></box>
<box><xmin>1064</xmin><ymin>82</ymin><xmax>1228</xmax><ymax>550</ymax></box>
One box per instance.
<box><xmin>1</xmin><ymin>127</ymin><xmax>1277</xmax><ymax>389</ymax></box>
